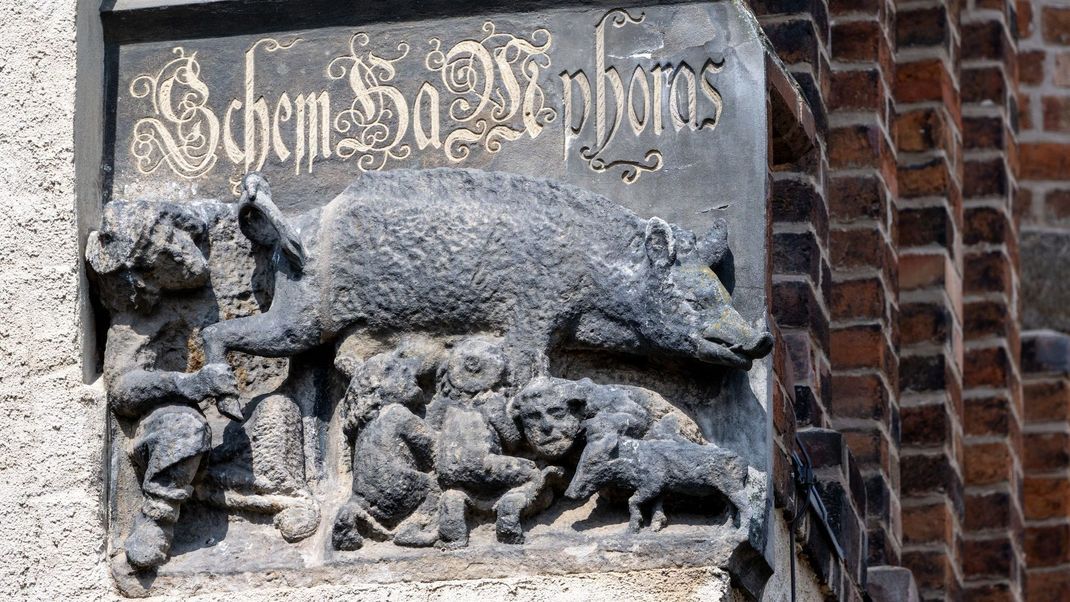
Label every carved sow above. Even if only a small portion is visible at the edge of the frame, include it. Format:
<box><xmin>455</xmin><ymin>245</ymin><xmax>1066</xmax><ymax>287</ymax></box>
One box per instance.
<box><xmin>200</xmin><ymin>168</ymin><xmax>772</xmax><ymax>411</ymax></box>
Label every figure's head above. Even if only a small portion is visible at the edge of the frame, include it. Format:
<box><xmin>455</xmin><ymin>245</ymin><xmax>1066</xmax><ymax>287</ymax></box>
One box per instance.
<box><xmin>86</xmin><ymin>201</ymin><xmax>210</xmax><ymax>312</ymax></box>
<box><xmin>511</xmin><ymin>377</ymin><xmax>585</xmax><ymax>460</ymax></box>
<box><xmin>632</xmin><ymin>216</ymin><xmax>773</xmax><ymax>369</ymax></box>
<box><xmin>341</xmin><ymin>351</ymin><xmax>424</xmax><ymax>434</ymax></box>
<box><xmin>444</xmin><ymin>337</ymin><xmax>508</xmax><ymax>395</ymax></box>
<box><xmin>354</xmin><ymin>352</ymin><xmax>424</xmax><ymax>408</ymax></box>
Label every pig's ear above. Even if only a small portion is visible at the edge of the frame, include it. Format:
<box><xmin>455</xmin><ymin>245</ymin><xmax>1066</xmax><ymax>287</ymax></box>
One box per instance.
<box><xmin>644</xmin><ymin>217</ymin><xmax>676</xmax><ymax>273</ymax></box>
<box><xmin>696</xmin><ymin>217</ymin><xmax>729</xmax><ymax>267</ymax></box>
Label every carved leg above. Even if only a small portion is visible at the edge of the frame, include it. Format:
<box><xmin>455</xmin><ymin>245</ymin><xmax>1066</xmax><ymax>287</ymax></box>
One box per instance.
<box><xmin>393</xmin><ymin>491</ymin><xmax>441</xmax><ymax>548</ymax></box>
<box><xmin>725</xmin><ymin>485</ymin><xmax>754</xmax><ymax>533</ymax></box>
<box><xmin>126</xmin><ymin>454</ymin><xmax>202</xmax><ymax>569</ymax></box>
<box><xmin>332</xmin><ymin>497</ymin><xmax>365</xmax><ymax>551</ymax></box>
<box><xmin>126</xmin><ymin>407</ymin><xmax>209</xmax><ymax>570</ymax></box>
<box><xmin>438</xmin><ymin>489</ymin><xmax>471</xmax><ymax>547</ymax></box>
<box><xmin>482</xmin><ymin>454</ymin><xmax>545</xmax><ymax>544</ymax></box>
<box><xmin>200</xmin><ymin>311</ymin><xmax>321</xmax><ymax>365</ymax></box>
<box><xmin>627</xmin><ymin>487</ymin><xmax>659</xmax><ymax>533</ymax></box>
<box><xmin>650</xmin><ymin>497</ymin><xmax>668</xmax><ymax>532</ymax></box>
<box><xmin>199</xmin><ymin>312</ymin><xmax>321</xmax><ymax>420</ymax></box>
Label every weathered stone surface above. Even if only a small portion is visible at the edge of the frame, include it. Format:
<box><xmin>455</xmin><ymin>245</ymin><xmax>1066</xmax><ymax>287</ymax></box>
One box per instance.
<box><xmin>89</xmin><ymin>167</ymin><xmax>774</xmax><ymax>597</ymax></box>
<box><xmin>85</xmin><ymin>0</ymin><xmax>785</xmax><ymax>598</ymax></box>
<box><xmin>1022</xmin><ymin>229</ymin><xmax>1070</xmax><ymax>333</ymax></box>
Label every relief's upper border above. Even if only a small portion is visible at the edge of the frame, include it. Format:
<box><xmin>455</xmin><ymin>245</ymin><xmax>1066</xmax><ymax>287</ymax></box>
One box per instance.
<box><xmin>122</xmin><ymin>10</ymin><xmax>727</xmax><ymax>191</ymax></box>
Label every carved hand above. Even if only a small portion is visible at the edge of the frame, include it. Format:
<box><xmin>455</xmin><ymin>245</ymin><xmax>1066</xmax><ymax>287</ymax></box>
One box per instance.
<box><xmin>188</xmin><ymin>363</ymin><xmax>243</xmax><ymax>421</ymax></box>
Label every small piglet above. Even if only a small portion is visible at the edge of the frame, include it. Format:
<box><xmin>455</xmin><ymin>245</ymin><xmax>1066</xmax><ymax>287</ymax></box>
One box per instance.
<box><xmin>564</xmin><ymin>431</ymin><xmax>753</xmax><ymax>533</ymax></box>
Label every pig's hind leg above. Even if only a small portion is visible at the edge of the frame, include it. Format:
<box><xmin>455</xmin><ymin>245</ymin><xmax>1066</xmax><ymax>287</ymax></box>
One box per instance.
<box><xmin>649</xmin><ymin>497</ymin><xmax>668</xmax><ymax>532</ymax></box>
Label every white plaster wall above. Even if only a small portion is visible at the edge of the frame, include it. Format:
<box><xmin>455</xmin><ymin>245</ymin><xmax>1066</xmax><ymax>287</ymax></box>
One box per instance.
<box><xmin>0</xmin><ymin>0</ymin><xmax>112</xmax><ymax>599</ymax></box>
<box><xmin>0</xmin><ymin>1</ymin><xmax>825</xmax><ymax>599</ymax></box>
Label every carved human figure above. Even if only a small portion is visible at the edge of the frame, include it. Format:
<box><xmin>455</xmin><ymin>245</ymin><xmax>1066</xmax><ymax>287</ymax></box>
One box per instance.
<box><xmin>508</xmin><ymin>377</ymin><xmax>586</xmax><ymax>462</ymax></box>
<box><xmin>332</xmin><ymin>346</ymin><xmax>440</xmax><ymax>550</ymax></box>
<box><xmin>511</xmin><ymin>376</ymin><xmax>705</xmax><ymax>452</ymax></box>
<box><xmin>86</xmin><ymin>201</ymin><xmax>238</xmax><ymax>569</ymax></box>
<box><xmin>427</xmin><ymin>337</ymin><xmax>558</xmax><ymax>545</ymax></box>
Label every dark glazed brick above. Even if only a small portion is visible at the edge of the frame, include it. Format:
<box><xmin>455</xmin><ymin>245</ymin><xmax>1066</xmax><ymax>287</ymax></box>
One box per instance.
<box><xmin>774</xmin><ymin>231</ymin><xmax>821</xmax><ymax>279</ymax></box>
<box><xmin>900</xmin><ymin>353</ymin><xmax>950</xmax><ymax>393</ymax></box>
<box><xmin>1024</xmin><ymin>379</ymin><xmax>1070</xmax><ymax>424</ymax></box>
<box><xmin>898</xmin><ymin>108</ymin><xmax>951</xmax><ymax>154</ymax></box>
<box><xmin>897</xmin><ymin>6</ymin><xmax>949</xmax><ymax>49</ymax></box>
<box><xmin>964</xmin><ymin>250</ymin><xmax>1011</xmax><ymax>295</ymax></box>
<box><xmin>901</xmin><ymin>452</ymin><xmax>961</xmax><ymax>497</ymax></box>
<box><xmin>829</xmin><ymin>69</ymin><xmax>882</xmax><ymax>111</ymax></box>
<box><xmin>901</xmin><ymin>402</ymin><xmax>951</xmax><ymax>447</ymax></box>
<box><xmin>962</xmin><ymin>20</ymin><xmax>1009</xmax><ymax>62</ymax></box>
<box><xmin>772</xmin><ymin>177</ymin><xmax>820</xmax><ymax>223</ymax></box>
<box><xmin>833</xmin><ymin>20</ymin><xmax>882</xmax><ymax>62</ymax></box>
<box><xmin>964</xmin><ymin>345</ymin><xmax>1012</xmax><ymax>389</ymax></box>
<box><xmin>831</xmin><ymin>227</ymin><xmax>888</xmax><ymax>270</ymax></box>
<box><xmin>899</xmin><ymin>206</ymin><xmax>952</xmax><ymax>248</ymax></box>
<box><xmin>964</xmin><ymin>491</ymin><xmax>1012</xmax><ymax>531</ymax></box>
<box><xmin>1024</xmin><ymin>431</ymin><xmax>1070</xmax><ymax>472</ymax></box>
<box><xmin>1024</xmin><ymin>524</ymin><xmax>1070</xmax><ymax>567</ymax></box>
<box><xmin>798</xmin><ymin>428</ymin><xmax>847</xmax><ymax>469</ymax></box>
<box><xmin>964</xmin><ymin>205</ymin><xmax>1009</xmax><ymax>245</ymax></box>
<box><xmin>964</xmin><ymin>395</ymin><xmax>1012</xmax><ymax>436</ymax></box>
<box><xmin>961</xmin><ymin>536</ymin><xmax>1016</xmax><ymax>579</ymax></box>
<box><xmin>1019</xmin><ymin>50</ymin><xmax>1045</xmax><ymax>86</ymax></box>
<box><xmin>963</xmin><ymin>115</ymin><xmax>1006</xmax><ymax>150</ymax></box>
<box><xmin>765</xmin><ymin>18</ymin><xmax>821</xmax><ymax>66</ymax></box>
<box><xmin>962</xmin><ymin>66</ymin><xmax>1007</xmax><ymax>106</ymax></box>
<box><xmin>829</xmin><ymin>175</ymin><xmax>886</xmax><ymax>222</ymax></box>
<box><xmin>1043</xmin><ymin>95</ymin><xmax>1070</xmax><ymax>132</ymax></box>
<box><xmin>964</xmin><ymin>158</ymin><xmax>1008</xmax><ymax>197</ymax></box>
<box><xmin>900</xmin><ymin>302</ymin><xmax>950</xmax><ymax>346</ymax></box>
<box><xmin>831</xmin><ymin>373</ymin><xmax>891</xmax><ymax>421</ymax></box>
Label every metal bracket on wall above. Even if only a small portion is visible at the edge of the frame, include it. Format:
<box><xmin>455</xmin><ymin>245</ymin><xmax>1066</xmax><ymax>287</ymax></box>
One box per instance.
<box><xmin>787</xmin><ymin>433</ymin><xmax>845</xmax><ymax>602</ymax></box>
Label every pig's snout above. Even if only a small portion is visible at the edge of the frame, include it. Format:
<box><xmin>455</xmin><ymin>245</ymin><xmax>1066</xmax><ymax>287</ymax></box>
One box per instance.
<box><xmin>740</xmin><ymin>332</ymin><xmax>774</xmax><ymax>359</ymax></box>
<box><xmin>564</xmin><ymin>481</ymin><xmax>586</xmax><ymax>500</ymax></box>
<box><xmin>701</xmin><ymin>319</ymin><xmax>774</xmax><ymax>361</ymax></box>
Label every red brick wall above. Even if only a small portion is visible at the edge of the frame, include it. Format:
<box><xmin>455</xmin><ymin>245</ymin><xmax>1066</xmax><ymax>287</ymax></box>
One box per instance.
<box><xmin>753</xmin><ymin>0</ymin><xmax>1070</xmax><ymax>597</ymax></box>
<box><xmin>827</xmin><ymin>0</ymin><xmax>902</xmax><ymax>572</ymax></box>
<box><xmin>756</xmin><ymin>0</ymin><xmax>890</xmax><ymax>598</ymax></box>
<box><xmin>960</xmin><ymin>0</ymin><xmax>1025</xmax><ymax>599</ymax></box>
<box><xmin>1021</xmin><ymin>332</ymin><xmax>1070</xmax><ymax>601</ymax></box>
<box><xmin>1019</xmin><ymin>2</ymin><xmax>1070</xmax><ymax>229</ymax></box>
<box><xmin>893</xmin><ymin>1</ymin><xmax>968</xmax><ymax>598</ymax></box>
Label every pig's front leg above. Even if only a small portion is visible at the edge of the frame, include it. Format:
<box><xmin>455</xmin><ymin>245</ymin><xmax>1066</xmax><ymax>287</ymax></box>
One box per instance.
<box><xmin>627</xmin><ymin>486</ymin><xmax>659</xmax><ymax>533</ymax></box>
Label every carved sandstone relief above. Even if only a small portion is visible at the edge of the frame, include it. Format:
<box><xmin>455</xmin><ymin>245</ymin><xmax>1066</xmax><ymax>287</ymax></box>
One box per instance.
<box><xmin>88</xmin><ymin>168</ymin><xmax>772</xmax><ymax>592</ymax></box>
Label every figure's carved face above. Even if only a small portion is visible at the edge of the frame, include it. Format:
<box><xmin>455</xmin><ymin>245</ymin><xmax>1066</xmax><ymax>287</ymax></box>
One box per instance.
<box><xmin>85</xmin><ymin>201</ymin><xmax>210</xmax><ymax>312</ymax></box>
<box><xmin>513</xmin><ymin>377</ymin><xmax>584</xmax><ymax>460</ymax></box>
<box><xmin>446</xmin><ymin>338</ymin><xmax>507</xmax><ymax>394</ymax></box>
<box><xmin>357</xmin><ymin>353</ymin><xmax>423</xmax><ymax>407</ymax></box>
<box><xmin>638</xmin><ymin>217</ymin><xmax>773</xmax><ymax>369</ymax></box>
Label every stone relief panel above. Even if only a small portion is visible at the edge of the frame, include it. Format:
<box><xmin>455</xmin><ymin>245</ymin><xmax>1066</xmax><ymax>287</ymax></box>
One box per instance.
<box><xmin>93</xmin><ymin>2</ymin><xmax>778</xmax><ymax>598</ymax></box>
<box><xmin>90</xmin><ymin>168</ymin><xmax>773</xmax><ymax>596</ymax></box>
